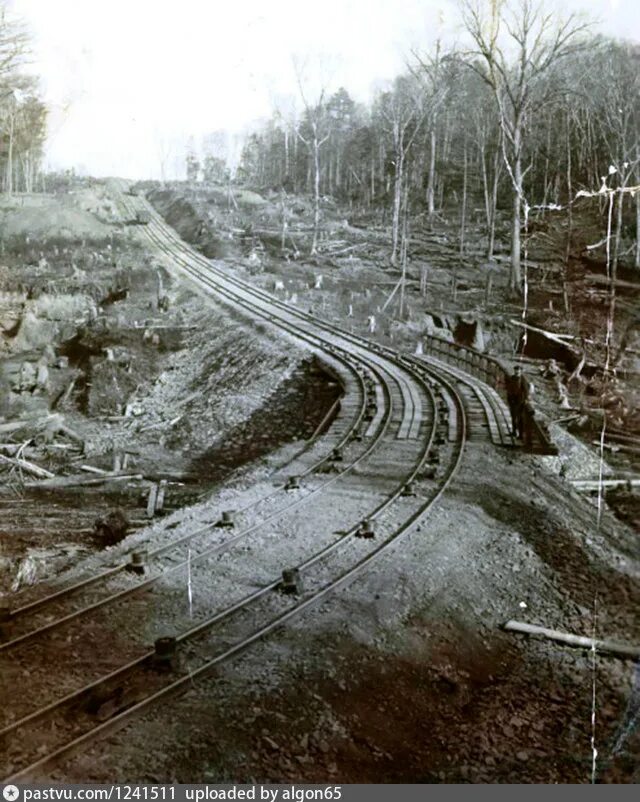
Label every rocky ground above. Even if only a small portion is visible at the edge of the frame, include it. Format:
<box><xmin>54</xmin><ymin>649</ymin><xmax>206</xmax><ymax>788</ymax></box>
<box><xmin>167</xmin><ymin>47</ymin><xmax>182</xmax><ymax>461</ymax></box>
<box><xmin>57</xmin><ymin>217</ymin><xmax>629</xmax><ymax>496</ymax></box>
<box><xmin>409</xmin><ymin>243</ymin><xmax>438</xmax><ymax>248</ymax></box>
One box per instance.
<box><xmin>1</xmin><ymin>179</ymin><xmax>639</xmax><ymax>784</ymax></box>
<box><xmin>0</xmin><ymin>182</ymin><xmax>340</xmax><ymax>592</ymax></box>
<box><xmin>56</xmin><ymin>444</ymin><xmax>640</xmax><ymax>784</ymax></box>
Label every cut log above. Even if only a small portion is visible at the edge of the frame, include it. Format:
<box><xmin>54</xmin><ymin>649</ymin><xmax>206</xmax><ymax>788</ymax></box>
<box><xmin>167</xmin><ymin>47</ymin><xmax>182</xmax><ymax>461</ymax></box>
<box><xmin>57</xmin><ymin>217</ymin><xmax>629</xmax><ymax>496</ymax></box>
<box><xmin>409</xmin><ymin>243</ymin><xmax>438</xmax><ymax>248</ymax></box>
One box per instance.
<box><xmin>592</xmin><ymin>441</ymin><xmax>640</xmax><ymax>456</ymax></box>
<box><xmin>570</xmin><ymin>478</ymin><xmax>640</xmax><ymax>491</ymax></box>
<box><xmin>504</xmin><ymin>620</ymin><xmax>640</xmax><ymax>659</ymax></box>
<box><xmin>25</xmin><ymin>473</ymin><xmax>143</xmax><ymax>489</ymax></box>
<box><xmin>0</xmin><ymin>454</ymin><xmax>55</xmax><ymax>479</ymax></box>
<box><xmin>80</xmin><ymin>465</ymin><xmax>110</xmax><ymax>475</ymax></box>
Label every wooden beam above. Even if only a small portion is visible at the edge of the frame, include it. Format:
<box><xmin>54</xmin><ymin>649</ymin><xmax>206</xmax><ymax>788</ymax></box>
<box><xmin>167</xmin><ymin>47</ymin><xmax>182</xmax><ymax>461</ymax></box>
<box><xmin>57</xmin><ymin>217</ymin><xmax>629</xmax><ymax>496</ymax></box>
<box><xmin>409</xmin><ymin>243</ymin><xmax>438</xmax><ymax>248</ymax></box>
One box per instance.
<box><xmin>504</xmin><ymin>620</ymin><xmax>640</xmax><ymax>659</ymax></box>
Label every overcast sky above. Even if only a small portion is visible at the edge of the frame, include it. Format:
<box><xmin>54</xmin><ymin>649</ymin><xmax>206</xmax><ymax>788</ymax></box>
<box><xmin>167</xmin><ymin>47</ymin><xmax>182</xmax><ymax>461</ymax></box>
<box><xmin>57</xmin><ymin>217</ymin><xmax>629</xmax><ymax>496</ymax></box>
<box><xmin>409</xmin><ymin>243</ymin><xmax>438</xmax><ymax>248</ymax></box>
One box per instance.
<box><xmin>10</xmin><ymin>0</ymin><xmax>640</xmax><ymax>179</ymax></box>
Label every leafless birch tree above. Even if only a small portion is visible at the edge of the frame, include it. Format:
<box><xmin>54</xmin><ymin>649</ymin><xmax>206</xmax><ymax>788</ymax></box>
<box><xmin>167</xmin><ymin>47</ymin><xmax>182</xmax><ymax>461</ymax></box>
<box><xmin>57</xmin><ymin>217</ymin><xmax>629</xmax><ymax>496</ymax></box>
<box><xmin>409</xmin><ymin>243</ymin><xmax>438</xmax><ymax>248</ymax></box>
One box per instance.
<box><xmin>460</xmin><ymin>0</ymin><xmax>589</xmax><ymax>292</ymax></box>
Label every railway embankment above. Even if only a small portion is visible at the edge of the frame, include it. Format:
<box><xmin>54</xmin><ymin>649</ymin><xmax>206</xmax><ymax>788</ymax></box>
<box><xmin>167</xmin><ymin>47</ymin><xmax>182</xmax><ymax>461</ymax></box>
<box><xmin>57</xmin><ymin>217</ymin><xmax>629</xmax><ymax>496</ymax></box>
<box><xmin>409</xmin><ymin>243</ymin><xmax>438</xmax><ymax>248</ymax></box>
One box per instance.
<box><xmin>147</xmin><ymin>181</ymin><xmax>640</xmax><ymax>531</ymax></box>
<box><xmin>0</xmin><ymin>184</ymin><xmax>341</xmax><ymax>593</ymax></box>
<box><xmin>1</xmin><ymin>181</ymin><xmax>638</xmax><ymax>784</ymax></box>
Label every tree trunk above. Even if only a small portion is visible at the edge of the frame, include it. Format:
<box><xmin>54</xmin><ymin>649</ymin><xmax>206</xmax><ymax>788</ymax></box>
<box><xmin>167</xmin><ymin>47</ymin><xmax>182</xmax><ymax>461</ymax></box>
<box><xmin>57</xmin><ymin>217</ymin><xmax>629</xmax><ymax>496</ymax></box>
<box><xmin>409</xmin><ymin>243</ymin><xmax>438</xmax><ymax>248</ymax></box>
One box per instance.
<box><xmin>541</xmin><ymin>123</ymin><xmax>551</xmax><ymax>208</ymax></box>
<box><xmin>284</xmin><ymin>128</ymin><xmax>289</xmax><ymax>181</ymax></box>
<box><xmin>459</xmin><ymin>139</ymin><xmax>468</xmax><ymax>259</ymax></box>
<box><xmin>281</xmin><ymin>191</ymin><xmax>287</xmax><ymax>251</ymax></box>
<box><xmin>311</xmin><ymin>133</ymin><xmax>321</xmax><ymax>255</ymax></box>
<box><xmin>481</xmin><ymin>143</ymin><xmax>490</xmax><ymax>236</ymax></box>
<box><xmin>636</xmin><ymin>183</ymin><xmax>640</xmax><ymax>270</ymax></box>
<box><xmin>427</xmin><ymin>125</ymin><xmax>436</xmax><ymax>222</ymax></box>
<box><xmin>293</xmin><ymin>126</ymin><xmax>298</xmax><ymax>193</ymax></box>
<box><xmin>399</xmin><ymin>185</ymin><xmax>409</xmax><ymax>319</ymax></box>
<box><xmin>511</xmin><ymin>191</ymin><xmax>522</xmax><ymax>292</ymax></box>
<box><xmin>391</xmin><ymin>123</ymin><xmax>404</xmax><ymax>266</ymax></box>
<box><xmin>612</xmin><ymin>187</ymin><xmax>624</xmax><ymax>286</ymax></box>
<box><xmin>370</xmin><ymin>153</ymin><xmax>375</xmax><ymax>206</ymax></box>
<box><xmin>510</xmin><ymin>126</ymin><xmax>523</xmax><ymax>293</ymax></box>
<box><xmin>488</xmin><ymin>145</ymin><xmax>500</xmax><ymax>260</ymax></box>
<box><xmin>564</xmin><ymin>113</ymin><xmax>573</xmax><ymax>313</ymax></box>
<box><xmin>7</xmin><ymin>112</ymin><xmax>15</xmax><ymax>196</ymax></box>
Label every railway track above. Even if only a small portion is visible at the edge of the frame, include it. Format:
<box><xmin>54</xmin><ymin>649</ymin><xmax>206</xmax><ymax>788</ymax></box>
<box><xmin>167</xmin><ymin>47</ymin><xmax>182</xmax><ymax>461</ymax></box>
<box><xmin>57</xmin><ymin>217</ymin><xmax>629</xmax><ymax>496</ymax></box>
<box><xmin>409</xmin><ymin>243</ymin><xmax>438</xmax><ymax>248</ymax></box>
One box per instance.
<box><xmin>0</xmin><ymin>356</ymin><xmax>374</xmax><ymax>651</ymax></box>
<box><xmin>0</xmin><ymin>182</ymin><xmax>521</xmax><ymax>781</ymax></box>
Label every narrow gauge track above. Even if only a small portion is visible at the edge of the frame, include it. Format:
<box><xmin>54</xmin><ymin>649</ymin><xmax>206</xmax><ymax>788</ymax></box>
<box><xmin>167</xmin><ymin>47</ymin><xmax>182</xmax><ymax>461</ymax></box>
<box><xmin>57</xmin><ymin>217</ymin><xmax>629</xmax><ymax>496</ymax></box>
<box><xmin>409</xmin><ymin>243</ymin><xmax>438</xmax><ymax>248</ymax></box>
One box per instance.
<box><xmin>0</xmin><ymin>354</ymin><xmax>406</xmax><ymax>714</ymax></box>
<box><xmin>414</xmin><ymin>353</ymin><xmax>514</xmax><ymax>446</ymax></box>
<box><xmin>0</xmin><ymin>352</ymin><xmax>380</xmax><ymax>650</ymax></box>
<box><xmin>126</xmin><ymin>188</ymin><xmax>512</xmax><ymax>449</ymax></box>
<box><xmin>0</xmin><ymin>188</ymin><xmax>469</xmax><ymax>782</ymax></box>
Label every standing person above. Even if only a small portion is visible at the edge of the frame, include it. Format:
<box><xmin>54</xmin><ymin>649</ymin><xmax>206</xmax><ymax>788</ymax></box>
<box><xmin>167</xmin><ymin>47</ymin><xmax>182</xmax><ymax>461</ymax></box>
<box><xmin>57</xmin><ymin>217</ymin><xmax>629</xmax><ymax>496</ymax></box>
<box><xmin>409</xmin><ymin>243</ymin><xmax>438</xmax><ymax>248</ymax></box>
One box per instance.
<box><xmin>505</xmin><ymin>365</ymin><xmax>530</xmax><ymax>439</ymax></box>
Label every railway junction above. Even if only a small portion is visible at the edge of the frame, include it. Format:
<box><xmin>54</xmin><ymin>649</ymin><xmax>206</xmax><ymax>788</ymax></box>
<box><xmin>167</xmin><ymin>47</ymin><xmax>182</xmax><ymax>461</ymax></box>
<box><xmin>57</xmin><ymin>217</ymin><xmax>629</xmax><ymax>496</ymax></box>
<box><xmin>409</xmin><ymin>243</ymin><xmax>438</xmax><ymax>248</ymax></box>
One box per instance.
<box><xmin>0</xmin><ymin>183</ymin><xmax>638</xmax><ymax>784</ymax></box>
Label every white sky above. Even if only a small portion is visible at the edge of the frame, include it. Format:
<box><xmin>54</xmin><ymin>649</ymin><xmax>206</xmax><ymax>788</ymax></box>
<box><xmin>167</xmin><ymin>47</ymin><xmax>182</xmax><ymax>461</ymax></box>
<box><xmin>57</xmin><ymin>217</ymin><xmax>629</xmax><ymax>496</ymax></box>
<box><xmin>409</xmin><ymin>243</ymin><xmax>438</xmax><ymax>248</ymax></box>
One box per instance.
<box><xmin>9</xmin><ymin>0</ymin><xmax>640</xmax><ymax>179</ymax></box>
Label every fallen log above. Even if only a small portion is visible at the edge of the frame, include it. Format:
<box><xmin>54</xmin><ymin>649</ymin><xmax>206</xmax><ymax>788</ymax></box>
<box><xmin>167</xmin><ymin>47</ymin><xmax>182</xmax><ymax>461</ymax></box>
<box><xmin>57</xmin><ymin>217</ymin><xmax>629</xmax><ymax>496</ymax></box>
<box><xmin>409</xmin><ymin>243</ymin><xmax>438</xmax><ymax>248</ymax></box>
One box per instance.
<box><xmin>0</xmin><ymin>415</ymin><xmax>61</xmax><ymax>436</ymax></box>
<box><xmin>592</xmin><ymin>440</ymin><xmax>640</xmax><ymax>456</ymax></box>
<box><xmin>0</xmin><ymin>453</ymin><xmax>55</xmax><ymax>479</ymax></box>
<box><xmin>138</xmin><ymin>415</ymin><xmax>182</xmax><ymax>433</ymax></box>
<box><xmin>585</xmin><ymin>274</ymin><xmax>640</xmax><ymax>291</ymax></box>
<box><xmin>25</xmin><ymin>472</ymin><xmax>144</xmax><ymax>489</ymax></box>
<box><xmin>174</xmin><ymin>392</ymin><xmax>201</xmax><ymax>410</ymax></box>
<box><xmin>0</xmin><ymin>444</ymin><xmax>23</xmax><ymax>455</ymax></box>
<box><xmin>51</xmin><ymin>377</ymin><xmax>78</xmax><ymax>411</ymax></box>
<box><xmin>79</xmin><ymin>465</ymin><xmax>110</xmax><ymax>475</ymax></box>
<box><xmin>570</xmin><ymin>478</ymin><xmax>640</xmax><ymax>491</ymax></box>
<box><xmin>504</xmin><ymin>620</ymin><xmax>640</xmax><ymax>659</ymax></box>
<box><xmin>603</xmin><ymin>431</ymin><xmax>640</xmax><ymax>446</ymax></box>
<box><xmin>509</xmin><ymin>319</ymin><xmax>596</xmax><ymax>348</ymax></box>
<box><xmin>0</xmin><ymin>420</ymin><xmax>31</xmax><ymax>435</ymax></box>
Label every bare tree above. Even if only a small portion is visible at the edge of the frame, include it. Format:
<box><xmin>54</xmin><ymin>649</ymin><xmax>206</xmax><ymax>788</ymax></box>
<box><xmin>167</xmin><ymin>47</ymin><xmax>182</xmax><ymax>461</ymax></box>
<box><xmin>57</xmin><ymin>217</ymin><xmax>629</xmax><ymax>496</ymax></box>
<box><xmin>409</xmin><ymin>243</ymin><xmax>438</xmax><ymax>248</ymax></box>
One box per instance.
<box><xmin>378</xmin><ymin>74</ymin><xmax>426</xmax><ymax>266</ymax></box>
<box><xmin>293</xmin><ymin>56</ymin><xmax>333</xmax><ymax>255</ymax></box>
<box><xmin>0</xmin><ymin>4</ymin><xmax>28</xmax><ymax>79</ymax></box>
<box><xmin>460</xmin><ymin>0</ymin><xmax>589</xmax><ymax>293</ymax></box>
<box><xmin>411</xmin><ymin>40</ymin><xmax>452</xmax><ymax>224</ymax></box>
<box><xmin>593</xmin><ymin>43</ymin><xmax>640</xmax><ymax>271</ymax></box>
<box><xmin>0</xmin><ymin>2</ymin><xmax>34</xmax><ymax>194</ymax></box>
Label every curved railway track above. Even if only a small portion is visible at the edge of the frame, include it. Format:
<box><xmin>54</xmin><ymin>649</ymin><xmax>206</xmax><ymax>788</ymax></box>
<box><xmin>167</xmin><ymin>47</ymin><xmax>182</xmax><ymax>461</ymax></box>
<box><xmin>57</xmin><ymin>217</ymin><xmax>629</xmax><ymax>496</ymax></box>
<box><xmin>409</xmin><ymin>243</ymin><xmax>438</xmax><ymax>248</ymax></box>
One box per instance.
<box><xmin>0</xmin><ymin>357</ymin><xmax>376</xmax><ymax>651</ymax></box>
<box><xmin>0</xmin><ymin>183</ymin><xmax>519</xmax><ymax>782</ymax></box>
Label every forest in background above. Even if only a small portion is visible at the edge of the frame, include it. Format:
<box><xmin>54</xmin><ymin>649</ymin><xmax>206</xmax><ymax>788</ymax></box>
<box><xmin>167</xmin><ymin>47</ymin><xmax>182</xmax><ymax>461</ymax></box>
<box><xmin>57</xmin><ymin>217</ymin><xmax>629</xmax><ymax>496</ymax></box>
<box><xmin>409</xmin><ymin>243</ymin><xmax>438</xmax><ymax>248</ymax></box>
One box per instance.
<box><xmin>183</xmin><ymin>0</ymin><xmax>640</xmax><ymax>302</ymax></box>
<box><xmin>0</xmin><ymin>1</ymin><xmax>47</xmax><ymax>194</ymax></box>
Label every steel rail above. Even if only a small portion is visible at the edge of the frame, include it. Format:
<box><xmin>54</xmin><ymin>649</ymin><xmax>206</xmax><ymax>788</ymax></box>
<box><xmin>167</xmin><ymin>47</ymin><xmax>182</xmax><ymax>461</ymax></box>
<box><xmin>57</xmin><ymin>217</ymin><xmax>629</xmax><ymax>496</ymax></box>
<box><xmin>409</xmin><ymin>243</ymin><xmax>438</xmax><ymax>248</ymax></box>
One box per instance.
<box><xmin>3</xmin><ymin>366</ymin><xmax>458</xmax><ymax>783</ymax></box>
<box><xmin>3</xmin><ymin>185</ymin><xmax>475</xmax><ymax>783</ymax></box>
<box><xmin>0</xmin><ymin>358</ymin><xmax>392</xmax><ymax>652</ymax></box>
